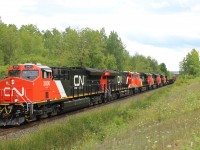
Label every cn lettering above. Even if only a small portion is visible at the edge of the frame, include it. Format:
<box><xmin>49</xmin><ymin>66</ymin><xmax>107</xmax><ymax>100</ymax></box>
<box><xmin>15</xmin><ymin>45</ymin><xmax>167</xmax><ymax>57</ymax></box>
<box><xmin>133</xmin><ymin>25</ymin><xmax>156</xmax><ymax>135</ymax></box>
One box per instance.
<box><xmin>74</xmin><ymin>75</ymin><xmax>85</xmax><ymax>87</ymax></box>
<box><xmin>117</xmin><ymin>76</ymin><xmax>122</xmax><ymax>84</ymax></box>
<box><xmin>4</xmin><ymin>87</ymin><xmax>25</xmax><ymax>97</ymax></box>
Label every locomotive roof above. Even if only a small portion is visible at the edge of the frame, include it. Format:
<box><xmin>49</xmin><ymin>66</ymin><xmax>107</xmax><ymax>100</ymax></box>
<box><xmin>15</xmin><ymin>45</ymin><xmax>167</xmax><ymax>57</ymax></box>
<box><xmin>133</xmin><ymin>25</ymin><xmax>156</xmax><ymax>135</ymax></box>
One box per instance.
<box><xmin>140</xmin><ymin>72</ymin><xmax>149</xmax><ymax>76</ymax></box>
<box><xmin>85</xmin><ymin>68</ymin><xmax>119</xmax><ymax>76</ymax></box>
<box><xmin>49</xmin><ymin>66</ymin><xmax>119</xmax><ymax>76</ymax></box>
<box><xmin>37</xmin><ymin>64</ymin><xmax>51</xmax><ymax>69</ymax></box>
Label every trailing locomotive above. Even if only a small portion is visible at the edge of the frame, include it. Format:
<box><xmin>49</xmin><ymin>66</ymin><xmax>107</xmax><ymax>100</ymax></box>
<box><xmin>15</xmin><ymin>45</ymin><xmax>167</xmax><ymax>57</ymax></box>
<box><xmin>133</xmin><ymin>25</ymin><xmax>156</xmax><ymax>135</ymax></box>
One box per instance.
<box><xmin>0</xmin><ymin>63</ymin><xmax>173</xmax><ymax>126</ymax></box>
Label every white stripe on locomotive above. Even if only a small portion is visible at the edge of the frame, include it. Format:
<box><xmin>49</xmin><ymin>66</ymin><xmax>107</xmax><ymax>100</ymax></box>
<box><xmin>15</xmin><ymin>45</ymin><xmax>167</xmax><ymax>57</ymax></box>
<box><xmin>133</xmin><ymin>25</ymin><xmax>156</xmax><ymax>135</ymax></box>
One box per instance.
<box><xmin>55</xmin><ymin>80</ymin><xmax>67</xmax><ymax>97</ymax></box>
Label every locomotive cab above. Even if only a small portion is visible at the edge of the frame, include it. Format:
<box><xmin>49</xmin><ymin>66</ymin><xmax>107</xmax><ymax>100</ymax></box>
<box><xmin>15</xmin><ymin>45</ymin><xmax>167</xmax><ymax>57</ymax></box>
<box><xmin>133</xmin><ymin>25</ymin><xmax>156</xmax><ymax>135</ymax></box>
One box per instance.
<box><xmin>8</xmin><ymin>64</ymin><xmax>41</xmax><ymax>81</ymax></box>
<box><xmin>153</xmin><ymin>74</ymin><xmax>161</xmax><ymax>87</ymax></box>
<box><xmin>7</xmin><ymin>63</ymin><xmax>53</xmax><ymax>81</ymax></box>
<box><xmin>161</xmin><ymin>75</ymin><xmax>167</xmax><ymax>85</ymax></box>
<box><xmin>0</xmin><ymin>64</ymin><xmax>61</xmax><ymax>104</ymax></box>
<box><xmin>126</xmin><ymin>72</ymin><xmax>142</xmax><ymax>93</ymax></box>
<box><xmin>147</xmin><ymin>74</ymin><xmax>154</xmax><ymax>86</ymax></box>
<box><xmin>133</xmin><ymin>72</ymin><xmax>142</xmax><ymax>87</ymax></box>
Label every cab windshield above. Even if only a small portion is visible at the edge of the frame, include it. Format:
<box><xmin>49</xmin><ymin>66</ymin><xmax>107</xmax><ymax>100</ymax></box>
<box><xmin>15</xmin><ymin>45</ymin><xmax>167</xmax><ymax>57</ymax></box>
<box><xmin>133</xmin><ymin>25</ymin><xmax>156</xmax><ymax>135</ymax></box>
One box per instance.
<box><xmin>22</xmin><ymin>70</ymin><xmax>39</xmax><ymax>81</ymax></box>
<box><xmin>8</xmin><ymin>70</ymin><xmax>20</xmax><ymax>77</ymax></box>
<box><xmin>133</xmin><ymin>74</ymin><xmax>139</xmax><ymax>78</ymax></box>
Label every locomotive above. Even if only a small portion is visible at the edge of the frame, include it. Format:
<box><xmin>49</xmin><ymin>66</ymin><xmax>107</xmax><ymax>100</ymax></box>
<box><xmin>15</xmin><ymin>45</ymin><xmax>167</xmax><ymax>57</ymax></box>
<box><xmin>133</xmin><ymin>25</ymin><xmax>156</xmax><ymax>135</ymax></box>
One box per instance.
<box><xmin>0</xmin><ymin>63</ymin><xmax>170</xmax><ymax>126</ymax></box>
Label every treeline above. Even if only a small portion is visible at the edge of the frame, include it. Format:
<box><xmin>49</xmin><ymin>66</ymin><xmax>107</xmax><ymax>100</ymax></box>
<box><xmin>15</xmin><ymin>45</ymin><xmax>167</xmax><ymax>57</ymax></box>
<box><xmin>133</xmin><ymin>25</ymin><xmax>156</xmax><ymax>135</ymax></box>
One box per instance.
<box><xmin>180</xmin><ymin>49</ymin><xmax>200</xmax><ymax>76</ymax></box>
<box><xmin>0</xmin><ymin>22</ymin><xmax>170</xmax><ymax>77</ymax></box>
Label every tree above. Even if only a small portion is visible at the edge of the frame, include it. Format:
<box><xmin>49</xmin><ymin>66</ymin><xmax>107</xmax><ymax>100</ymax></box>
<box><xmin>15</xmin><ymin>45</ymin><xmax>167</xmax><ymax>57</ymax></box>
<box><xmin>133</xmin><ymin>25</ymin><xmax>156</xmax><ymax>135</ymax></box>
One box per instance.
<box><xmin>147</xmin><ymin>56</ymin><xmax>160</xmax><ymax>73</ymax></box>
<box><xmin>106</xmin><ymin>31</ymin><xmax>126</xmax><ymax>70</ymax></box>
<box><xmin>0</xmin><ymin>50</ymin><xmax>4</xmax><ymax>65</ymax></box>
<box><xmin>0</xmin><ymin>24</ymin><xmax>19</xmax><ymax>64</ymax></box>
<box><xmin>77</xmin><ymin>28</ymin><xmax>107</xmax><ymax>68</ymax></box>
<box><xmin>160</xmin><ymin>63</ymin><xmax>168</xmax><ymax>74</ymax></box>
<box><xmin>179</xmin><ymin>49</ymin><xmax>200</xmax><ymax>76</ymax></box>
<box><xmin>0</xmin><ymin>22</ymin><xmax>171</xmax><ymax>78</ymax></box>
<box><xmin>62</xmin><ymin>27</ymin><xmax>80</xmax><ymax>66</ymax></box>
<box><xmin>105</xmin><ymin>54</ymin><xmax>117</xmax><ymax>70</ymax></box>
<box><xmin>0</xmin><ymin>16</ymin><xmax>2</xmax><ymax>24</ymax></box>
<box><xmin>131</xmin><ymin>53</ymin><xmax>150</xmax><ymax>72</ymax></box>
<box><xmin>18</xmin><ymin>24</ymin><xmax>45</xmax><ymax>63</ymax></box>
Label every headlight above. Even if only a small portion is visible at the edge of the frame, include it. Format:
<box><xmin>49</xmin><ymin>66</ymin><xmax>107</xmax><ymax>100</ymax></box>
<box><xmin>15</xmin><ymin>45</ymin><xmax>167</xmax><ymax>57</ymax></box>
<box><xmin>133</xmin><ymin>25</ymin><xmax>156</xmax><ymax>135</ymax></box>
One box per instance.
<box><xmin>14</xmin><ymin>98</ymin><xmax>18</xmax><ymax>103</ymax></box>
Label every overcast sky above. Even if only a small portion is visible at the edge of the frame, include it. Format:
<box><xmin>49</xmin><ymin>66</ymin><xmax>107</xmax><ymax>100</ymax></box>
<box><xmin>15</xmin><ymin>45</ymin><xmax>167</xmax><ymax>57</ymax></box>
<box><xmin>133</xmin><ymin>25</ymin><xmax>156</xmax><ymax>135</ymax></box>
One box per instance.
<box><xmin>1</xmin><ymin>0</ymin><xmax>200</xmax><ymax>71</ymax></box>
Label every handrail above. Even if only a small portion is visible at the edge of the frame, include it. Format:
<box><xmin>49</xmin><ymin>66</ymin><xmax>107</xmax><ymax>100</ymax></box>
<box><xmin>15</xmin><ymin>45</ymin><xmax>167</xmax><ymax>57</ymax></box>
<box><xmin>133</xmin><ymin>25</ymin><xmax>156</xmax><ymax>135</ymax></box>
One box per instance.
<box><xmin>13</xmin><ymin>88</ymin><xmax>33</xmax><ymax>113</ymax></box>
<box><xmin>0</xmin><ymin>89</ymin><xmax>2</xmax><ymax>103</ymax></box>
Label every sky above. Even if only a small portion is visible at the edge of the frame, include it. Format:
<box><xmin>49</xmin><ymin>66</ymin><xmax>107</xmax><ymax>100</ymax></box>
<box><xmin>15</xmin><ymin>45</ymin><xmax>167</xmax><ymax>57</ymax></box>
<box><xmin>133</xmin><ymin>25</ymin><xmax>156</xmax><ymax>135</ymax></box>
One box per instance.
<box><xmin>1</xmin><ymin>0</ymin><xmax>200</xmax><ymax>71</ymax></box>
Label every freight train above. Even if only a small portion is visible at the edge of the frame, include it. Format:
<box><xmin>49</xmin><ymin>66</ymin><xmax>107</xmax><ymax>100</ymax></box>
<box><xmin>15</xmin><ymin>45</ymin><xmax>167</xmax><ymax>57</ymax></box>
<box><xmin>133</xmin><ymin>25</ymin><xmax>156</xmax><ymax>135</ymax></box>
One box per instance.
<box><xmin>0</xmin><ymin>63</ymin><xmax>174</xmax><ymax>126</ymax></box>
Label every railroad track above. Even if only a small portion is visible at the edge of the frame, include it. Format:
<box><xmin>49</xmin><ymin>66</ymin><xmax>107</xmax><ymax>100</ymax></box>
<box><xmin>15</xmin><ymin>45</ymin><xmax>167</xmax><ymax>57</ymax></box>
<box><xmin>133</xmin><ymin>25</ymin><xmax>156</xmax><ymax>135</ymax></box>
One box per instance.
<box><xmin>0</xmin><ymin>85</ymin><xmax>170</xmax><ymax>137</ymax></box>
<box><xmin>0</xmin><ymin>127</ymin><xmax>18</xmax><ymax>136</ymax></box>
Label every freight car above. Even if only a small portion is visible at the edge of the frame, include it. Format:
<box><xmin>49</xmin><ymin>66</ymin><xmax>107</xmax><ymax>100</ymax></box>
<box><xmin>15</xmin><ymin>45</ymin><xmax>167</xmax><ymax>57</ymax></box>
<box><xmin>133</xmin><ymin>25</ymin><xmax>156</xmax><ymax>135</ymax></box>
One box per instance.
<box><xmin>0</xmin><ymin>63</ymin><xmax>172</xmax><ymax>126</ymax></box>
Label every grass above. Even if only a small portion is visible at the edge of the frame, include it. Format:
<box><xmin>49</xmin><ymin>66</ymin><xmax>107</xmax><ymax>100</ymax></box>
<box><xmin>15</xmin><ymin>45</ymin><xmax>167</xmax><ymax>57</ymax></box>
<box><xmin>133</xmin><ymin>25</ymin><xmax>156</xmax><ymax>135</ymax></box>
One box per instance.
<box><xmin>1</xmin><ymin>77</ymin><xmax>200</xmax><ymax>149</ymax></box>
<box><xmin>87</xmin><ymin>77</ymin><xmax>200</xmax><ymax>150</ymax></box>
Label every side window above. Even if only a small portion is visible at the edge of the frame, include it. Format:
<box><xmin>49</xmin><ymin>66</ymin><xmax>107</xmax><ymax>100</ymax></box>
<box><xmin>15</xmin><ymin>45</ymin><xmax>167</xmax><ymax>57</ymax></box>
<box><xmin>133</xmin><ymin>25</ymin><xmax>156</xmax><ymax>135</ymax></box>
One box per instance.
<box><xmin>42</xmin><ymin>70</ymin><xmax>51</xmax><ymax>79</ymax></box>
<box><xmin>60</xmin><ymin>69</ymin><xmax>70</xmax><ymax>80</ymax></box>
<box><xmin>133</xmin><ymin>74</ymin><xmax>138</xmax><ymax>78</ymax></box>
<box><xmin>52</xmin><ymin>68</ymin><xmax>59</xmax><ymax>79</ymax></box>
<box><xmin>52</xmin><ymin>68</ymin><xmax>70</xmax><ymax>80</ymax></box>
<box><xmin>42</xmin><ymin>70</ymin><xmax>47</xmax><ymax>78</ymax></box>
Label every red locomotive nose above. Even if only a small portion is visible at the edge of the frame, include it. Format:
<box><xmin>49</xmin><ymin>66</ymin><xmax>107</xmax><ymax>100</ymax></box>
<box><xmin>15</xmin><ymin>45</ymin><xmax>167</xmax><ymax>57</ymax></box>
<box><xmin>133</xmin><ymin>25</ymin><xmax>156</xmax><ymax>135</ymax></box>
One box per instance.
<box><xmin>0</xmin><ymin>78</ymin><xmax>12</xmax><ymax>103</ymax></box>
<box><xmin>0</xmin><ymin>77</ymin><xmax>26</xmax><ymax>103</ymax></box>
<box><xmin>0</xmin><ymin>78</ymin><xmax>11</xmax><ymax>103</ymax></box>
<box><xmin>0</xmin><ymin>86</ymin><xmax>2</xmax><ymax>103</ymax></box>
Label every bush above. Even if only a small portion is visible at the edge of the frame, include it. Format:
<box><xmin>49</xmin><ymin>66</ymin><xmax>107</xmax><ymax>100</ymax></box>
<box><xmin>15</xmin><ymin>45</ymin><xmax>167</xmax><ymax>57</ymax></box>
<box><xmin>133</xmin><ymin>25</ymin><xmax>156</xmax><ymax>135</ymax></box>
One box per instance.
<box><xmin>0</xmin><ymin>65</ymin><xmax>8</xmax><ymax>79</ymax></box>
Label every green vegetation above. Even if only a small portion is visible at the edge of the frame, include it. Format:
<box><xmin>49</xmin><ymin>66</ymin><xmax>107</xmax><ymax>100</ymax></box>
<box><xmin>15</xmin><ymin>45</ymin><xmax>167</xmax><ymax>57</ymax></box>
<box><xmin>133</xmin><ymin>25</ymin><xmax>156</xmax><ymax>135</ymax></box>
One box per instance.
<box><xmin>0</xmin><ymin>21</ymin><xmax>170</xmax><ymax>79</ymax></box>
<box><xmin>1</xmin><ymin>77</ymin><xmax>200</xmax><ymax>149</ymax></box>
<box><xmin>180</xmin><ymin>49</ymin><xmax>200</xmax><ymax>76</ymax></box>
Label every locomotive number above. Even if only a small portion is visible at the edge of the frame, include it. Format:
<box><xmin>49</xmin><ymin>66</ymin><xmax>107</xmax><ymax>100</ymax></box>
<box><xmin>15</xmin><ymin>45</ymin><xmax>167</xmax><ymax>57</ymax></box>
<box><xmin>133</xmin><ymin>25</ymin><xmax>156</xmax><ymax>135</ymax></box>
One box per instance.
<box><xmin>43</xmin><ymin>81</ymin><xmax>50</xmax><ymax>86</ymax></box>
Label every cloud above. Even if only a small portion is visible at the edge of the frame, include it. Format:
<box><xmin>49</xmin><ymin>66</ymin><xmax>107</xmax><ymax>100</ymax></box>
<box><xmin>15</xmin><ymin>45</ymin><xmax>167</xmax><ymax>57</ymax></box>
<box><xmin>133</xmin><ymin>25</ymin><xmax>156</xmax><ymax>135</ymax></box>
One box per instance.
<box><xmin>0</xmin><ymin>0</ymin><xmax>200</xmax><ymax>71</ymax></box>
<box><xmin>125</xmin><ymin>33</ymin><xmax>200</xmax><ymax>49</ymax></box>
<box><xmin>141</xmin><ymin>0</ymin><xmax>199</xmax><ymax>14</ymax></box>
<box><xmin>122</xmin><ymin>37</ymin><xmax>195</xmax><ymax>71</ymax></box>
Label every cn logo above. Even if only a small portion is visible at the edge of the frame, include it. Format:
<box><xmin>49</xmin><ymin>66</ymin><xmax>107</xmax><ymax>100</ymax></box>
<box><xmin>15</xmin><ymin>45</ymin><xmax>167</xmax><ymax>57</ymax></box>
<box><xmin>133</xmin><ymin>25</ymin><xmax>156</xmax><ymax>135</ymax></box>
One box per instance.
<box><xmin>4</xmin><ymin>87</ymin><xmax>25</xmax><ymax>97</ymax></box>
<box><xmin>74</xmin><ymin>75</ymin><xmax>85</xmax><ymax>87</ymax></box>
